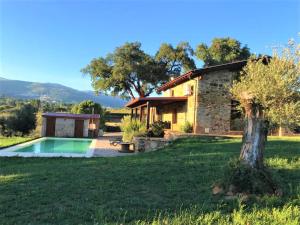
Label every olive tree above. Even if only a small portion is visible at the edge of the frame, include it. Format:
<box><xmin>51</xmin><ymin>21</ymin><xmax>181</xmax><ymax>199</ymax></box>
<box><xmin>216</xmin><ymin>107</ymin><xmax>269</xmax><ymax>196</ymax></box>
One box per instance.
<box><xmin>231</xmin><ymin>40</ymin><xmax>300</xmax><ymax>169</ymax></box>
<box><xmin>227</xmin><ymin>39</ymin><xmax>300</xmax><ymax>194</ymax></box>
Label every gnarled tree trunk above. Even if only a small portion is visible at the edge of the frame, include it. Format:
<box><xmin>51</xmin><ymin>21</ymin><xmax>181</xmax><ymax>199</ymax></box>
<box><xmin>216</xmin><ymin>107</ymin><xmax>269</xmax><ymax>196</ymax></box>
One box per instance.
<box><xmin>239</xmin><ymin>101</ymin><xmax>268</xmax><ymax>169</ymax></box>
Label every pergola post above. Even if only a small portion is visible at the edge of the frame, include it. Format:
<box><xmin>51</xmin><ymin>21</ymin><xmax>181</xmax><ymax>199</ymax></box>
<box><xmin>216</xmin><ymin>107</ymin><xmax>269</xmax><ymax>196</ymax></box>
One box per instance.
<box><xmin>135</xmin><ymin>108</ymin><xmax>138</xmax><ymax>119</ymax></box>
<box><xmin>130</xmin><ymin>108</ymin><xmax>134</xmax><ymax>120</ymax></box>
<box><xmin>139</xmin><ymin>106</ymin><xmax>143</xmax><ymax>122</ymax></box>
<box><xmin>146</xmin><ymin>101</ymin><xmax>150</xmax><ymax>129</ymax></box>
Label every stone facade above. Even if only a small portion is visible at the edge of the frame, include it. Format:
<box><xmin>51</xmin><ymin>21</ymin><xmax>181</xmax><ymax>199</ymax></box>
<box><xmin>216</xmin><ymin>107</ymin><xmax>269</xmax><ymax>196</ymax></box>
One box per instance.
<box><xmin>158</xmin><ymin>69</ymin><xmax>239</xmax><ymax>134</ymax></box>
<box><xmin>55</xmin><ymin>118</ymin><xmax>75</xmax><ymax>137</ymax></box>
<box><xmin>195</xmin><ymin>70</ymin><xmax>236</xmax><ymax>134</ymax></box>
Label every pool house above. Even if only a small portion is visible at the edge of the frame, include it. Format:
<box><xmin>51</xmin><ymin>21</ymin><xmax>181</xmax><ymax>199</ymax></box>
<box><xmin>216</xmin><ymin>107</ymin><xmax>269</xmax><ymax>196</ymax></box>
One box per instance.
<box><xmin>41</xmin><ymin>113</ymin><xmax>100</xmax><ymax>138</ymax></box>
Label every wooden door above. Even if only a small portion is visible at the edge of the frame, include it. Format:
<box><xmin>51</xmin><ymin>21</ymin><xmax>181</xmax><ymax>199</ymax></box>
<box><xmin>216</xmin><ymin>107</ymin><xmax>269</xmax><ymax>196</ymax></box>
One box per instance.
<box><xmin>74</xmin><ymin>120</ymin><xmax>84</xmax><ymax>138</ymax></box>
<box><xmin>46</xmin><ymin>117</ymin><xmax>56</xmax><ymax>136</ymax></box>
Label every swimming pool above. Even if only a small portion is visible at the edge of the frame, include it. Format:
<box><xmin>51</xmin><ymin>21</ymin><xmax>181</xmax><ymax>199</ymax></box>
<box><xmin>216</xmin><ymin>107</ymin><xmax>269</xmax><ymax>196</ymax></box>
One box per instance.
<box><xmin>0</xmin><ymin>138</ymin><xmax>95</xmax><ymax>157</ymax></box>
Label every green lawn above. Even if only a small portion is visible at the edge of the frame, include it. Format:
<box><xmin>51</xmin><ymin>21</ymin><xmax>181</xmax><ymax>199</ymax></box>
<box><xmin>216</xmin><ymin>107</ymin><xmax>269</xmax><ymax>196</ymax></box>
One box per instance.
<box><xmin>0</xmin><ymin>136</ymin><xmax>33</xmax><ymax>148</ymax></box>
<box><xmin>0</xmin><ymin>137</ymin><xmax>299</xmax><ymax>224</ymax></box>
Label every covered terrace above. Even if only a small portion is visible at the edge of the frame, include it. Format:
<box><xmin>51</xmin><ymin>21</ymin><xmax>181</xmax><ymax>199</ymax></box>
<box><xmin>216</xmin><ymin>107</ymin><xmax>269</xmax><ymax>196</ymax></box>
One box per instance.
<box><xmin>125</xmin><ymin>96</ymin><xmax>188</xmax><ymax>128</ymax></box>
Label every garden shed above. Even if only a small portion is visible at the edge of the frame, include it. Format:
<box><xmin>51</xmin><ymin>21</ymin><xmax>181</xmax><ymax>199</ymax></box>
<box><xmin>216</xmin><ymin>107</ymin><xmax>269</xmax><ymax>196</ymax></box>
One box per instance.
<box><xmin>41</xmin><ymin>113</ymin><xmax>100</xmax><ymax>138</ymax></box>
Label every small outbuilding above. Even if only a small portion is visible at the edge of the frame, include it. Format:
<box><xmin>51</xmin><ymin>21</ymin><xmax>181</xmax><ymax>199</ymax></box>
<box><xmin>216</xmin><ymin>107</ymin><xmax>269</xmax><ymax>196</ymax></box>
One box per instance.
<box><xmin>41</xmin><ymin>113</ymin><xmax>100</xmax><ymax>138</ymax></box>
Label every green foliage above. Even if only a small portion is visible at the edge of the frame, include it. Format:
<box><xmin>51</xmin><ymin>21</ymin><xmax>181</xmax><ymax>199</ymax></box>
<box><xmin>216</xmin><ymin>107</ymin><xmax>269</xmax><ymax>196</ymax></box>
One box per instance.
<box><xmin>81</xmin><ymin>42</ymin><xmax>167</xmax><ymax>99</ymax></box>
<box><xmin>82</xmin><ymin>42</ymin><xmax>195</xmax><ymax>99</ymax></box>
<box><xmin>196</xmin><ymin>37</ymin><xmax>251</xmax><ymax>67</ymax></box>
<box><xmin>180</xmin><ymin>121</ymin><xmax>193</xmax><ymax>133</ymax></box>
<box><xmin>147</xmin><ymin>121</ymin><xmax>168</xmax><ymax>137</ymax></box>
<box><xmin>0</xmin><ymin>104</ymin><xmax>36</xmax><ymax>136</ymax></box>
<box><xmin>155</xmin><ymin>42</ymin><xmax>196</xmax><ymax>76</ymax></box>
<box><xmin>33</xmin><ymin>110</ymin><xmax>43</xmax><ymax>137</ymax></box>
<box><xmin>231</xmin><ymin>39</ymin><xmax>300</xmax><ymax>129</ymax></box>
<box><xmin>222</xmin><ymin>158</ymin><xmax>278</xmax><ymax>195</ymax></box>
<box><xmin>41</xmin><ymin>101</ymin><xmax>72</xmax><ymax>113</ymax></box>
<box><xmin>71</xmin><ymin>100</ymin><xmax>107</xmax><ymax>129</ymax></box>
<box><xmin>120</xmin><ymin>116</ymin><xmax>147</xmax><ymax>142</ymax></box>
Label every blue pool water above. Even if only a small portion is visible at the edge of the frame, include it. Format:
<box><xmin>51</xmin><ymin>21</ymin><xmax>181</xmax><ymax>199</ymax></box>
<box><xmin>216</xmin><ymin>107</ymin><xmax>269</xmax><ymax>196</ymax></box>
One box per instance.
<box><xmin>15</xmin><ymin>138</ymin><xmax>92</xmax><ymax>154</ymax></box>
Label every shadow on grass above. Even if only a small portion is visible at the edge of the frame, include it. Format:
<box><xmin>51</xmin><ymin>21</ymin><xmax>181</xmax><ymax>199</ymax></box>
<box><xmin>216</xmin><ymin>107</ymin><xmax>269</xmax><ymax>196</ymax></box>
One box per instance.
<box><xmin>0</xmin><ymin>137</ymin><xmax>299</xmax><ymax>224</ymax></box>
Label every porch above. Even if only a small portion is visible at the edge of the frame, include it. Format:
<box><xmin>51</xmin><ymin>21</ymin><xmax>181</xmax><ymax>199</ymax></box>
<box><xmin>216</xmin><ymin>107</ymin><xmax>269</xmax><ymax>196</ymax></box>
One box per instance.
<box><xmin>125</xmin><ymin>97</ymin><xmax>188</xmax><ymax>130</ymax></box>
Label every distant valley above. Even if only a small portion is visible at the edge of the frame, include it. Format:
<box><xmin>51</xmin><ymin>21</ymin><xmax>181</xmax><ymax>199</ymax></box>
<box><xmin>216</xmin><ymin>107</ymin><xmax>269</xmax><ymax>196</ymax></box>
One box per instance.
<box><xmin>0</xmin><ymin>77</ymin><xmax>126</xmax><ymax>108</ymax></box>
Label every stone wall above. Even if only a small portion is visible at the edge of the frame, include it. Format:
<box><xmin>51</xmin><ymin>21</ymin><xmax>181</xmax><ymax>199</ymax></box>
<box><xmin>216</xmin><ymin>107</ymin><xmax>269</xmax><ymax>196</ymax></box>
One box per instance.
<box><xmin>195</xmin><ymin>70</ymin><xmax>236</xmax><ymax>134</ymax></box>
<box><xmin>133</xmin><ymin>137</ymin><xmax>170</xmax><ymax>152</ymax></box>
<box><xmin>158</xmin><ymin>69</ymin><xmax>240</xmax><ymax>134</ymax></box>
<box><xmin>55</xmin><ymin>118</ymin><xmax>75</xmax><ymax>137</ymax></box>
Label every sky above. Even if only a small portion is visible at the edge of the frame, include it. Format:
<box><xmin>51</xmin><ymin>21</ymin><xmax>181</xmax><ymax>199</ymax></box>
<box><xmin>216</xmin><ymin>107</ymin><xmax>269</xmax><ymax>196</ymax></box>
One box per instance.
<box><xmin>0</xmin><ymin>0</ymin><xmax>299</xmax><ymax>91</ymax></box>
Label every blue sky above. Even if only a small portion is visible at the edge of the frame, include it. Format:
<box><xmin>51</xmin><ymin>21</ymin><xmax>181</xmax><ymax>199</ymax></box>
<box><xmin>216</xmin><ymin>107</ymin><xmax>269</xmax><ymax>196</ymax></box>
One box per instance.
<box><xmin>0</xmin><ymin>0</ymin><xmax>299</xmax><ymax>91</ymax></box>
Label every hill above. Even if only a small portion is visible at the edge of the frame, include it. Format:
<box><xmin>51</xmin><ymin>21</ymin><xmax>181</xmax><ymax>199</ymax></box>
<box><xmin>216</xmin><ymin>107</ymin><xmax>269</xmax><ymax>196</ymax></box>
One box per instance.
<box><xmin>0</xmin><ymin>77</ymin><xmax>126</xmax><ymax>108</ymax></box>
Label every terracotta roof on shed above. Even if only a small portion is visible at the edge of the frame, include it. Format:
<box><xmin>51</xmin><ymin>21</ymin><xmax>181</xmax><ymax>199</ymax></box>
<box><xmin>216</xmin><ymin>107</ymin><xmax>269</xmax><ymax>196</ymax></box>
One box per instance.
<box><xmin>42</xmin><ymin>113</ymin><xmax>100</xmax><ymax>119</ymax></box>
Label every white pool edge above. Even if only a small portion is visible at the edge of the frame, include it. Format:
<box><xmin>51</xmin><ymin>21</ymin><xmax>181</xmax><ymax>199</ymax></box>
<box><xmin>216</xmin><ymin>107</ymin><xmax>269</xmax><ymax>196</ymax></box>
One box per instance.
<box><xmin>0</xmin><ymin>137</ymin><xmax>96</xmax><ymax>158</ymax></box>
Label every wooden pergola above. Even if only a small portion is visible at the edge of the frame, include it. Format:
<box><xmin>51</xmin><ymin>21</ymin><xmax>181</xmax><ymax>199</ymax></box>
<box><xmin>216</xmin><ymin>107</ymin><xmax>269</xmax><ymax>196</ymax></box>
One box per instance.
<box><xmin>125</xmin><ymin>97</ymin><xmax>188</xmax><ymax>128</ymax></box>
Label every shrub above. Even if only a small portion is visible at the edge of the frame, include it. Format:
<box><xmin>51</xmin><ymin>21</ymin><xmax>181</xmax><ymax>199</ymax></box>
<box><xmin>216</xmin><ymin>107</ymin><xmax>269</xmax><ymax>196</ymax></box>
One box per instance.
<box><xmin>220</xmin><ymin>158</ymin><xmax>279</xmax><ymax>195</ymax></box>
<box><xmin>0</xmin><ymin>104</ymin><xmax>36</xmax><ymax>136</ymax></box>
<box><xmin>71</xmin><ymin>100</ymin><xmax>107</xmax><ymax>129</ymax></box>
<box><xmin>120</xmin><ymin>116</ymin><xmax>147</xmax><ymax>142</ymax></box>
<box><xmin>147</xmin><ymin>121</ymin><xmax>168</xmax><ymax>138</ymax></box>
<box><xmin>181</xmin><ymin>121</ymin><xmax>193</xmax><ymax>133</ymax></box>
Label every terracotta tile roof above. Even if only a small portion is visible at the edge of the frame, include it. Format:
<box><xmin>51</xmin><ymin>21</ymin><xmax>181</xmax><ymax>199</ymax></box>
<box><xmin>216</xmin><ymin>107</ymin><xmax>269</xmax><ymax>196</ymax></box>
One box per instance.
<box><xmin>125</xmin><ymin>97</ymin><xmax>188</xmax><ymax>108</ymax></box>
<box><xmin>42</xmin><ymin>113</ymin><xmax>100</xmax><ymax>119</ymax></box>
<box><xmin>157</xmin><ymin>60</ymin><xmax>248</xmax><ymax>92</ymax></box>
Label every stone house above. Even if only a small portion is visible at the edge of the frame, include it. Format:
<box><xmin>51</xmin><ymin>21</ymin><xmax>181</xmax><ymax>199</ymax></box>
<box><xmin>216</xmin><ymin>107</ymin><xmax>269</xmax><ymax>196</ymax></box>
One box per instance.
<box><xmin>125</xmin><ymin>60</ymin><xmax>247</xmax><ymax>135</ymax></box>
<box><xmin>41</xmin><ymin>113</ymin><xmax>100</xmax><ymax>138</ymax></box>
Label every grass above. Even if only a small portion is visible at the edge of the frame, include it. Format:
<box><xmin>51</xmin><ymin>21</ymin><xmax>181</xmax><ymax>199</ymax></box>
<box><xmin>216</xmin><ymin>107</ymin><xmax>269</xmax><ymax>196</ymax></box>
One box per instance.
<box><xmin>0</xmin><ymin>136</ymin><xmax>299</xmax><ymax>224</ymax></box>
<box><xmin>0</xmin><ymin>136</ymin><xmax>33</xmax><ymax>148</ymax></box>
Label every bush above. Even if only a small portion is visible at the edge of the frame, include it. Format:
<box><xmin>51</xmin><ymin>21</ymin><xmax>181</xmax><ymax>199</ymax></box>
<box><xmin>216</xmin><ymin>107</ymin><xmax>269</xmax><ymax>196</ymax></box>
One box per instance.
<box><xmin>220</xmin><ymin>158</ymin><xmax>279</xmax><ymax>195</ymax></box>
<box><xmin>147</xmin><ymin>121</ymin><xmax>168</xmax><ymax>138</ymax></box>
<box><xmin>71</xmin><ymin>100</ymin><xmax>107</xmax><ymax>129</ymax></box>
<box><xmin>181</xmin><ymin>121</ymin><xmax>193</xmax><ymax>133</ymax></box>
<box><xmin>0</xmin><ymin>104</ymin><xmax>36</xmax><ymax>136</ymax></box>
<box><xmin>120</xmin><ymin>116</ymin><xmax>147</xmax><ymax>142</ymax></box>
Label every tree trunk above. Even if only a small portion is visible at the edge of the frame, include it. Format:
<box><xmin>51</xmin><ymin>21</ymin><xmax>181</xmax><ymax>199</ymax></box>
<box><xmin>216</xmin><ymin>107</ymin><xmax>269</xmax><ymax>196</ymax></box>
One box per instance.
<box><xmin>239</xmin><ymin>101</ymin><xmax>268</xmax><ymax>169</ymax></box>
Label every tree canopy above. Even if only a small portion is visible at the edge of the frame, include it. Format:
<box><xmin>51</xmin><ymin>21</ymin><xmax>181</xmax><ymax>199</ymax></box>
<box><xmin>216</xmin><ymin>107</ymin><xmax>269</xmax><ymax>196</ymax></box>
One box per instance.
<box><xmin>155</xmin><ymin>42</ymin><xmax>196</xmax><ymax>76</ymax></box>
<box><xmin>71</xmin><ymin>100</ymin><xmax>106</xmax><ymax>128</ymax></box>
<box><xmin>81</xmin><ymin>42</ymin><xmax>195</xmax><ymax>99</ymax></box>
<box><xmin>218</xmin><ymin>39</ymin><xmax>300</xmax><ymax>195</ymax></box>
<box><xmin>196</xmin><ymin>37</ymin><xmax>251</xmax><ymax>67</ymax></box>
<box><xmin>231</xmin><ymin>42</ymin><xmax>300</xmax><ymax>132</ymax></box>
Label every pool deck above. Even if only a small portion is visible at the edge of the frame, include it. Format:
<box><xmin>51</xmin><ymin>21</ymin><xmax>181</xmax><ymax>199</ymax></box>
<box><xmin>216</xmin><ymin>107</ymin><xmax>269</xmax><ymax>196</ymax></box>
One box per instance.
<box><xmin>91</xmin><ymin>133</ymin><xmax>136</xmax><ymax>157</ymax></box>
<box><xmin>0</xmin><ymin>133</ymin><xmax>136</xmax><ymax>158</ymax></box>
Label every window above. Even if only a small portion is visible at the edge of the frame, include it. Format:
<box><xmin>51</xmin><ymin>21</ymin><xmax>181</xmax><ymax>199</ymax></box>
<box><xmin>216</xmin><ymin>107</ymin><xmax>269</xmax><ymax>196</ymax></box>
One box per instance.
<box><xmin>172</xmin><ymin>109</ymin><xmax>177</xmax><ymax>124</ymax></box>
<box><xmin>171</xmin><ymin>90</ymin><xmax>174</xmax><ymax>97</ymax></box>
<box><xmin>190</xmin><ymin>85</ymin><xmax>194</xmax><ymax>95</ymax></box>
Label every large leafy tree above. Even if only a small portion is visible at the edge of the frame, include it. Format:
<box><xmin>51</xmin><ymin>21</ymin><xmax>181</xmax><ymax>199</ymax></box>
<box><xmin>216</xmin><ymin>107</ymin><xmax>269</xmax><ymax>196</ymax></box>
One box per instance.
<box><xmin>228</xmin><ymin>39</ymin><xmax>300</xmax><ymax>194</ymax></box>
<box><xmin>155</xmin><ymin>42</ymin><xmax>196</xmax><ymax>76</ymax></box>
<box><xmin>196</xmin><ymin>37</ymin><xmax>251</xmax><ymax>67</ymax></box>
<box><xmin>82</xmin><ymin>42</ymin><xmax>195</xmax><ymax>99</ymax></box>
<box><xmin>81</xmin><ymin>42</ymin><xmax>166</xmax><ymax>99</ymax></box>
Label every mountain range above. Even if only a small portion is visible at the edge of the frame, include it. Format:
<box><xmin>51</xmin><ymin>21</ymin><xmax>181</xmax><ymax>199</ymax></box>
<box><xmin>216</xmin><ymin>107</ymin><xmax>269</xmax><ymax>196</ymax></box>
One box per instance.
<box><xmin>0</xmin><ymin>77</ymin><xmax>126</xmax><ymax>108</ymax></box>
